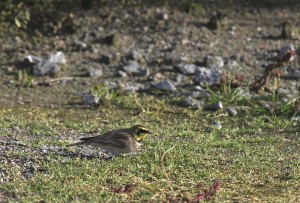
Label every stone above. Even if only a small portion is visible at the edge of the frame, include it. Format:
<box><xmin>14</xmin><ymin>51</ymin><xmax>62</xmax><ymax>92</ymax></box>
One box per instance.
<box><xmin>74</xmin><ymin>40</ymin><xmax>88</xmax><ymax>50</ymax></box>
<box><xmin>194</xmin><ymin>86</ymin><xmax>211</xmax><ymax>98</ymax></box>
<box><xmin>118</xmin><ymin>70</ymin><xmax>128</xmax><ymax>78</ymax></box>
<box><xmin>203</xmin><ymin>101</ymin><xmax>223</xmax><ymax>111</ymax></box>
<box><xmin>161</xmin><ymin>65</ymin><xmax>174</xmax><ymax>72</ymax></box>
<box><xmin>82</xmin><ymin>94</ymin><xmax>99</xmax><ymax>106</ymax></box>
<box><xmin>129</xmin><ymin>50</ymin><xmax>145</xmax><ymax>61</ymax></box>
<box><xmin>123</xmin><ymin>83</ymin><xmax>144</xmax><ymax>94</ymax></box>
<box><xmin>123</xmin><ymin>60</ymin><xmax>148</xmax><ymax>76</ymax></box>
<box><xmin>175</xmin><ymin>74</ymin><xmax>187</xmax><ymax>84</ymax></box>
<box><xmin>181</xmin><ymin>96</ymin><xmax>201</xmax><ymax>109</ymax></box>
<box><xmin>153</xmin><ymin>72</ymin><xmax>166</xmax><ymax>81</ymax></box>
<box><xmin>124</xmin><ymin>60</ymin><xmax>140</xmax><ymax>74</ymax></box>
<box><xmin>138</xmin><ymin>68</ymin><xmax>150</xmax><ymax>77</ymax></box>
<box><xmin>193</xmin><ymin>67</ymin><xmax>222</xmax><ymax>86</ymax></box>
<box><xmin>211</xmin><ymin>120</ymin><xmax>222</xmax><ymax>130</ymax></box>
<box><xmin>153</xmin><ymin>80</ymin><xmax>177</xmax><ymax>92</ymax></box>
<box><xmin>205</xmin><ymin>55</ymin><xmax>224</xmax><ymax>69</ymax></box>
<box><xmin>33</xmin><ymin>63</ymin><xmax>60</xmax><ymax>76</ymax></box>
<box><xmin>28</xmin><ymin>52</ymin><xmax>66</xmax><ymax>76</ymax></box>
<box><xmin>214</xmin><ymin>101</ymin><xmax>223</xmax><ymax>110</ymax></box>
<box><xmin>282</xmin><ymin>69</ymin><xmax>300</xmax><ymax>80</ymax></box>
<box><xmin>176</xmin><ymin>63</ymin><xmax>197</xmax><ymax>75</ymax></box>
<box><xmin>99</xmin><ymin>54</ymin><xmax>112</xmax><ymax>64</ymax></box>
<box><xmin>87</xmin><ymin>68</ymin><xmax>103</xmax><ymax>77</ymax></box>
<box><xmin>226</xmin><ymin>107</ymin><xmax>238</xmax><ymax>116</ymax></box>
<box><xmin>164</xmin><ymin>53</ymin><xmax>190</xmax><ymax>65</ymax></box>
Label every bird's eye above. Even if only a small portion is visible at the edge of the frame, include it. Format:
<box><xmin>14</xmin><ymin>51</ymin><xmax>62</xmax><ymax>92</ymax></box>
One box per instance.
<box><xmin>136</xmin><ymin>128</ymin><xmax>149</xmax><ymax>135</ymax></box>
<box><xmin>136</xmin><ymin>129</ymin><xmax>143</xmax><ymax>135</ymax></box>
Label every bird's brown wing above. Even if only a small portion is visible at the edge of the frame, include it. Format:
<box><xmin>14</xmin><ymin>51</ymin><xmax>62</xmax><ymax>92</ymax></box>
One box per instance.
<box><xmin>85</xmin><ymin>131</ymin><xmax>133</xmax><ymax>149</ymax></box>
<box><xmin>80</xmin><ymin>128</ymin><xmax>127</xmax><ymax>141</ymax></box>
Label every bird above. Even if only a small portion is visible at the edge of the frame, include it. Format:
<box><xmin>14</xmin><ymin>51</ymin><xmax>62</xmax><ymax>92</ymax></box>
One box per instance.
<box><xmin>68</xmin><ymin>125</ymin><xmax>151</xmax><ymax>156</ymax></box>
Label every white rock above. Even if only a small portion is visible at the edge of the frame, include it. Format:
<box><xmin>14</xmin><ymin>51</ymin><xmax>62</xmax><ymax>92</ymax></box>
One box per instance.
<box><xmin>176</xmin><ymin>63</ymin><xmax>197</xmax><ymax>75</ymax></box>
<box><xmin>123</xmin><ymin>60</ymin><xmax>140</xmax><ymax>74</ymax></box>
<box><xmin>28</xmin><ymin>52</ymin><xmax>66</xmax><ymax>76</ymax></box>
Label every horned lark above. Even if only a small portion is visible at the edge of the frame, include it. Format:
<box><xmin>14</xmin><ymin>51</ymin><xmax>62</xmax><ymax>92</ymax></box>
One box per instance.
<box><xmin>68</xmin><ymin>125</ymin><xmax>151</xmax><ymax>156</ymax></box>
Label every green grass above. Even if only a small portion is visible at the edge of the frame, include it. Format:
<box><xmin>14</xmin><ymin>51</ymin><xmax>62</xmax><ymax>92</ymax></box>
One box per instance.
<box><xmin>206</xmin><ymin>84</ymin><xmax>250</xmax><ymax>106</ymax></box>
<box><xmin>0</xmin><ymin>95</ymin><xmax>299</xmax><ymax>202</ymax></box>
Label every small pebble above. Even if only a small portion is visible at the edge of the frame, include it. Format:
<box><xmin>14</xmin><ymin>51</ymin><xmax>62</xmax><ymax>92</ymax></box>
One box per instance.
<box><xmin>204</xmin><ymin>101</ymin><xmax>223</xmax><ymax>111</ymax></box>
<box><xmin>123</xmin><ymin>60</ymin><xmax>140</xmax><ymax>74</ymax></box>
<box><xmin>87</xmin><ymin>68</ymin><xmax>103</xmax><ymax>77</ymax></box>
<box><xmin>211</xmin><ymin>120</ymin><xmax>222</xmax><ymax>130</ymax></box>
<box><xmin>182</xmin><ymin>96</ymin><xmax>201</xmax><ymax>109</ymax></box>
<box><xmin>226</xmin><ymin>107</ymin><xmax>238</xmax><ymax>116</ymax></box>
<box><xmin>205</xmin><ymin>55</ymin><xmax>224</xmax><ymax>69</ymax></box>
<box><xmin>176</xmin><ymin>63</ymin><xmax>197</xmax><ymax>75</ymax></box>
<box><xmin>82</xmin><ymin>94</ymin><xmax>100</xmax><ymax>106</ymax></box>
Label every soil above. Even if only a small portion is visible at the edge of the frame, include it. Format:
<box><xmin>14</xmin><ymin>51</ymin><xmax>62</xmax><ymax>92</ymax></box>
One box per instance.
<box><xmin>0</xmin><ymin>3</ymin><xmax>300</xmax><ymax>107</ymax></box>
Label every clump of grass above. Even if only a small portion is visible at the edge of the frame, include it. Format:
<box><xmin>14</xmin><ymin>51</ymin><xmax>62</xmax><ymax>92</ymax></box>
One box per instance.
<box><xmin>91</xmin><ymin>84</ymin><xmax>123</xmax><ymax>104</ymax></box>
<box><xmin>207</xmin><ymin>83</ymin><xmax>250</xmax><ymax>106</ymax></box>
<box><xmin>17</xmin><ymin>69</ymin><xmax>34</xmax><ymax>88</ymax></box>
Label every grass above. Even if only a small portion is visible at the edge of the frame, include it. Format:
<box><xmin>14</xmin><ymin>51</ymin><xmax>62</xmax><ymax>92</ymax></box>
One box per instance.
<box><xmin>0</xmin><ymin>95</ymin><xmax>299</xmax><ymax>202</ymax></box>
<box><xmin>206</xmin><ymin>84</ymin><xmax>250</xmax><ymax>106</ymax></box>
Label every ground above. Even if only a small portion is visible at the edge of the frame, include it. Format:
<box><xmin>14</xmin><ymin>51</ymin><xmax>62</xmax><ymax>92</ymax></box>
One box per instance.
<box><xmin>0</xmin><ymin>1</ymin><xmax>299</xmax><ymax>202</ymax></box>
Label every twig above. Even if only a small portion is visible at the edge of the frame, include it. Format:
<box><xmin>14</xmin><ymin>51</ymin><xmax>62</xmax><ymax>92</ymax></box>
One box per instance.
<box><xmin>32</xmin><ymin>77</ymin><xmax>75</xmax><ymax>86</ymax></box>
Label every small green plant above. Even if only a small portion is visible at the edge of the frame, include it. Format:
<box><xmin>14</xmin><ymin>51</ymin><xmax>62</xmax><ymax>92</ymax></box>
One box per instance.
<box><xmin>207</xmin><ymin>83</ymin><xmax>249</xmax><ymax>105</ymax></box>
<box><xmin>254</xmin><ymin>113</ymin><xmax>293</xmax><ymax>132</ymax></box>
<box><xmin>18</xmin><ymin>69</ymin><xmax>34</xmax><ymax>88</ymax></box>
<box><xmin>250</xmin><ymin>93</ymin><xmax>298</xmax><ymax>116</ymax></box>
<box><xmin>279</xmin><ymin>96</ymin><xmax>299</xmax><ymax>115</ymax></box>
<box><xmin>91</xmin><ymin>84</ymin><xmax>122</xmax><ymax>103</ymax></box>
<box><xmin>14</xmin><ymin>5</ymin><xmax>30</xmax><ymax>29</ymax></box>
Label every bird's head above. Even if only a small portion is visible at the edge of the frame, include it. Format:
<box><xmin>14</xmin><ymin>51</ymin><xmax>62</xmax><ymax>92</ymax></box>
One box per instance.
<box><xmin>130</xmin><ymin>125</ymin><xmax>151</xmax><ymax>142</ymax></box>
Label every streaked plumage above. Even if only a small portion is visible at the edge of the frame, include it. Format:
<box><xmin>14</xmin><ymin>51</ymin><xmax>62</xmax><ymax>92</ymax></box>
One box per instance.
<box><xmin>68</xmin><ymin>125</ymin><xmax>151</xmax><ymax>156</ymax></box>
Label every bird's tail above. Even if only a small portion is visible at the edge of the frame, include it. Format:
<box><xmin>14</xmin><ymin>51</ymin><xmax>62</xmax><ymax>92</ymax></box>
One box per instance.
<box><xmin>68</xmin><ymin>136</ymin><xmax>95</xmax><ymax>147</ymax></box>
<box><xmin>67</xmin><ymin>142</ymin><xmax>84</xmax><ymax>147</ymax></box>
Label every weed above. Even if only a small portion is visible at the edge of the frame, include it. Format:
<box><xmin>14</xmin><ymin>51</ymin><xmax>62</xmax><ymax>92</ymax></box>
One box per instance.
<box><xmin>207</xmin><ymin>83</ymin><xmax>249</xmax><ymax>106</ymax></box>
<box><xmin>91</xmin><ymin>84</ymin><xmax>122</xmax><ymax>104</ymax></box>
<box><xmin>17</xmin><ymin>69</ymin><xmax>34</xmax><ymax>88</ymax></box>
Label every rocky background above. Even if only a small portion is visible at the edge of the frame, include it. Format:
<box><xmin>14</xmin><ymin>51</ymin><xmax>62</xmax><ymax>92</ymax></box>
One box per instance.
<box><xmin>0</xmin><ymin>0</ymin><xmax>299</xmax><ymax>106</ymax></box>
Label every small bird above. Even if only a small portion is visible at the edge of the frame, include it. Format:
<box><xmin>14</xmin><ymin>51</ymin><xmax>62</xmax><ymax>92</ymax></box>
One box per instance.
<box><xmin>68</xmin><ymin>125</ymin><xmax>151</xmax><ymax>156</ymax></box>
